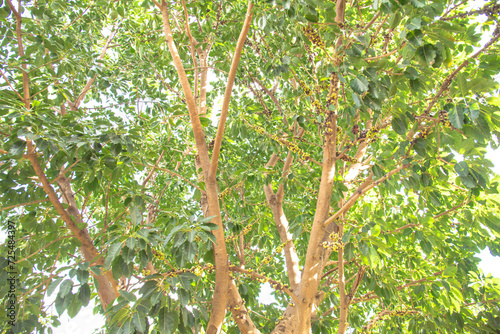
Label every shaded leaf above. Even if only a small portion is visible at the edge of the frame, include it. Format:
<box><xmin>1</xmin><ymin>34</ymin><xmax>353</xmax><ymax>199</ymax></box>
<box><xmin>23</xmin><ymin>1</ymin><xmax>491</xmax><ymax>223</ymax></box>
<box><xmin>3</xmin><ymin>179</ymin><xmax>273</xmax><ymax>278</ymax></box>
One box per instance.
<box><xmin>350</xmin><ymin>75</ymin><xmax>369</xmax><ymax>94</ymax></box>
<box><xmin>158</xmin><ymin>308</ymin><xmax>178</xmax><ymax>334</ymax></box>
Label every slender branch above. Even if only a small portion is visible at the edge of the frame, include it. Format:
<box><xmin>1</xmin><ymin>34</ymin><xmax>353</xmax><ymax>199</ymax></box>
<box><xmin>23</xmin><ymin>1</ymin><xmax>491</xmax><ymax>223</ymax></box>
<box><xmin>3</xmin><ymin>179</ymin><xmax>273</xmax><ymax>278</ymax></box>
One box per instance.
<box><xmin>440</xmin><ymin>3</ymin><xmax>500</xmax><ymax>21</ymax></box>
<box><xmin>228</xmin><ymin>279</ymin><xmax>262</xmax><ymax>334</ymax></box>
<box><xmin>62</xmin><ymin>1</ymin><xmax>95</xmax><ymax>30</ymax></box>
<box><xmin>102</xmin><ymin>174</ymin><xmax>112</xmax><ymax>249</ymax></box>
<box><xmin>70</xmin><ymin>27</ymin><xmax>119</xmax><ymax>110</ymax></box>
<box><xmin>209</xmin><ymin>2</ymin><xmax>254</xmax><ymax>179</ymax></box>
<box><xmin>423</xmin><ymin>28</ymin><xmax>500</xmax><ymax>116</ymax></box>
<box><xmin>338</xmin><ymin>220</ymin><xmax>348</xmax><ymax>333</ymax></box>
<box><xmin>364</xmin><ymin>43</ymin><xmax>404</xmax><ymax>61</ymax></box>
<box><xmin>263</xmin><ymin>152</ymin><xmax>301</xmax><ymax>290</ymax></box>
<box><xmin>433</xmin><ymin>199</ymin><xmax>468</xmax><ymax>219</ymax></box>
<box><xmin>383</xmin><ymin>223</ymin><xmax>419</xmax><ymax>235</ymax></box>
<box><xmin>142</xmin><ymin>151</ymin><xmax>165</xmax><ymax>187</ymax></box>
<box><xmin>352</xmin><ymin>270</ymin><xmax>444</xmax><ymax>304</ymax></box>
<box><xmin>229</xmin><ymin>266</ymin><xmax>299</xmax><ymax>303</ymax></box>
<box><xmin>0</xmin><ymin>68</ymin><xmax>24</xmax><ymax>100</ymax></box>
<box><xmin>159</xmin><ymin>0</ymin><xmax>210</xmax><ymax>173</ymax></box>
<box><xmin>181</xmin><ymin>0</ymin><xmax>199</xmax><ymax>107</ymax></box>
<box><xmin>42</xmin><ymin>251</ymin><xmax>60</xmax><ymax>310</ymax></box>
<box><xmin>16</xmin><ymin>236</ymin><xmax>72</xmax><ymax>263</ymax></box>
<box><xmin>276</xmin><ymin>150</ymin><xmax>295</xmax><ymax>201</ymax></box>
<box><xmin>0</xmin><ymin>199</ymin><xmax>49</xmax><ymax>212</ymax></box>
<box><xmin>49</xmin><ymin>159</ymin><xmax>81</xmax><ymax>185</ymax></box>
<box><xmin>363</xmin><ymin>12</ymin><xmax>381</xmax><ymax>31</ymax></box>
<box><xmin>325</xmin><ymin>164</ymin><xmax>411</xmax><ymax>226</ymax></box>
<box><xmin>464</xmin><ymin>298</ymin><xmax>500</xmax><ymax>307</ymax></box>
<box><xmin>134</xmin><ymin>162</ymin><xmax>203</xmax><ymax>192</ymax></box>
<box><xmin>6</xmin><ymin>0</ymin><xmax>30</xmax><ymax>109</ymax></box>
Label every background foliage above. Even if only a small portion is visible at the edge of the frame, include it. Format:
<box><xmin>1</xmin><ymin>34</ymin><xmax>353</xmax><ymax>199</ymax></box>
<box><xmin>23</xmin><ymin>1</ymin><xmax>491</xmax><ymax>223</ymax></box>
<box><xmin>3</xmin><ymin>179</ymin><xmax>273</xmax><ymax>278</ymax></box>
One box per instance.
<box><xmin>1</xmin><ymin>0</ymin><xmax>500</xmax><ymax>333</ymax></box>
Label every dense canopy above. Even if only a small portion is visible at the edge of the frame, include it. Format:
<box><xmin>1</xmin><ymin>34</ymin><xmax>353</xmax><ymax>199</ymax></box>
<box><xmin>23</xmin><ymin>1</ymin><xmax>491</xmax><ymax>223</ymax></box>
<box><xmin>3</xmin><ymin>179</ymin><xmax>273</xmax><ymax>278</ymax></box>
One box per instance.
<box><xmin>1</xmin><ymin>0</ymin><xmax>500</xmax><ymax>333</ymax></box>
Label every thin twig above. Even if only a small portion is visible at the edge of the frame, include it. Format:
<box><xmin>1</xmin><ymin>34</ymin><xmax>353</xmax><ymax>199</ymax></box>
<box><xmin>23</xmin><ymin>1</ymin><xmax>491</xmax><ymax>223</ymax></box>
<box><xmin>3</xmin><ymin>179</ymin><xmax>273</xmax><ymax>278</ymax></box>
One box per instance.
<box><xmin>0</xmin><ymin>199</ymin><xmax>49</xmax><ymax>212</ymax></box>
<box><xmin>0</xmin><ymin>68</ymin><xmax>24</xmax><ymax>100</ymax></box>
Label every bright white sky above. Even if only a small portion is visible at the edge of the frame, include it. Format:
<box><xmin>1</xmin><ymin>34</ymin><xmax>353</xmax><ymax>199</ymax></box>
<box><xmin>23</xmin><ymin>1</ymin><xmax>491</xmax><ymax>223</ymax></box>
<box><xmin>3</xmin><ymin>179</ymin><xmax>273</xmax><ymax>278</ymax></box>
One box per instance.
<box><xmin>1</xmin><ymin>1</ymin><xmax>499</xmax><ymax>332</ymax></box>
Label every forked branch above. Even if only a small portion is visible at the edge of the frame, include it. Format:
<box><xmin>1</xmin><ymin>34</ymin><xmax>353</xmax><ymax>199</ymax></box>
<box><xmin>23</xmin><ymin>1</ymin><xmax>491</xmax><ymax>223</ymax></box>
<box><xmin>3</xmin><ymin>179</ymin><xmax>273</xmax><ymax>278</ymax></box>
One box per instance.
<box><xmin>209</xmin><ymin>2</ymin><xmax>254</xmax><ymax>179</ymax></box>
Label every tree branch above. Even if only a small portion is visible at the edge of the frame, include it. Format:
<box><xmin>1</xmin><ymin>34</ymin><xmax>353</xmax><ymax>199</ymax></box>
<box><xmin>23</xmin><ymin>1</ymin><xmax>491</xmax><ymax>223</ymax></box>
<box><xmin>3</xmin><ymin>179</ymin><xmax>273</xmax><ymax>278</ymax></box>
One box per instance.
<box><xmin>70</xmin><ymin>27</ymin><xmax>119</xmax><ymax>110</ymax></box>
<box><xmin>6</xmin><ymin>0</ymin><xmax>29</xmax><ymax>108</ymax></box>
<box><xmin>159</xmin><ymin>3</ymin><xmax>238</xmax><ymax>332</ymax></box>
<box><xmin>159</xmin><ymin>0</ymin><xmax>210</xmax><ymax>173</ymax></box>
<box><xmin>228</xmin><ymin>279</ymin><xmax>262</xmax><ymax>334</ymax></box>
<box><xmin>209</xmin><ymin>2</ymin><xmax>254</xmax><ymax>179</ymax></box>
<box><xmin>26</xmin><ymin>146</ymin><xmax>119</xmax><ymax>309</ymax></box>
<box><xmin>263</xmin><ymin>152</ymin><xmax>301</xmax><ymax>291</ymax></box>
<box><xmin>229</xmin><ymin>266</ymin><xmax>299</xmax><ymax>303</ymax></box>
<box><xmin>324</xmin><ymin>163</ymin><xmax>411</xmax><ymax>227</ymax></box>
<box><xmin>423</xmin><ymin>27</ymin><xmax>500</xmax><ymax>116</ymax></box>
<box><xmin>352</xmin><ymin>270</ymin><xmax>444</xmax><ymax>304</ymax></box>
<box><xmin>142</xmin><ymin>150</ymin><xmax>165</xmax><ymax>187</ymax></box>
<box><xmin>16</xmin><ymin>235</ymin><xmax>72</xmax><ymax>263</ymax></box>
<box><xmin>0</xmin><ymin>198</ymin><xmax>49</xmax><ymax>212</ymax></box>
<box><xmin>0</xmin><ymin>68</ymin><xmax>24</xmax><ymax>101</ymax></box>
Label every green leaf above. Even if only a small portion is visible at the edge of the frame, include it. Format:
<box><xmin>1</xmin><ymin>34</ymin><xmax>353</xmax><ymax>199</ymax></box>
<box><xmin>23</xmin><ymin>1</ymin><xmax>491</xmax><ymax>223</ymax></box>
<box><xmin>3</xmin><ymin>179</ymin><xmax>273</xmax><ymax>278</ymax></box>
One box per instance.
<box><xmin>55</xmin><ymin>294</ymin><xmax>69</xmax><ymax>315</ymax></box>
<box><xmin>176</xmin><ymin>241</ymin><xmax>198</xmax><ymax>266</ymax></box>
<box><xmin>454</xmin><ymin>161</ymin><xmax>469</xmax><ymax>177</ymax></box>
<box><xmin>58</xmin><ymin>279</ymin><xmax>73</xmax><ymax>298</ymax></box>
<box><xmin>111</xmin><ymin>143</ymin><xmax>122</xmax><ymax>156</ymax></box>
<box><xmin>47</xmin><ymin>278</ymin><xmax>63</xmax><ymax>296</ymax></box>
<box><xmin>359</xmin><ymin>241</ymin><xmax>369</xmax><ymax>255</ymax></box>
<box><xmin>446</xmin><ymin>103</ymin><xmax>464</xmax><ymax>129</ymax></box>
<box><xmin>459</xmin><ymin>174</ymin><xmax>477</xmax><ymax>188</ymax></box>
<box><xmin>133</xmin><ymin>312</ymin><xmax>147</xmax><ymax>333</ymax></box>
<box><xmin>201</xmin><ymin>222</ymin><xmax>219</xmax><ymax>230</ymax></box>
<box><xmin>417</xmin><ymin>44</ymin><xmax>437</xmax><ymax>66</ymax></box>
<box><xmin>404</xmin><ymin>67</ymin><xmax>419</xmax><ymax>80</ymax></box>
<box><xmin>79</xmin><ymin>283</ymin><xmax>91</xmax><ymax>306</ymax></box>
<box><xmin>103</xmin><ymin>157</ymin><xmax>117</xmax><ymax>169</ymax></box>
<box><xmin>406</xmin><ymin>17</ymin><xmax>421</xmax><ymax>30</ymax></box>
<box><xmin>139</xmin><ymin>280</ymin><xmax>157</xmax><ymax>297</ymax></box>
<box><xmin>117</xmin><ymin>6</ymin><xmax>125</xmax><ymax>17</ymax></box>
<box><xmin>392</xmin><ymin>116</ymin><xmax>407</xmax><ymax>136</ymax></box>
<box><xmin>158</xmin><ymin>308</ymin><xmax>178</xmax><ymax>334</ymax></box>
<box><xmin>105</xmin><ymin>242</ymin><xmax>123</xmax><ymax>270</ymax></box>
<box><xmin>443</xmin><ymin>266</ymin><xmax>458</xmax><ymax>278</ymax></box>
<box><xmin>350</xmin><ymin>75</ymin><xmax>369</xmax><ymax>94</ymax></box>
<box><xmin>122</xmin><ymin>319</ymin><xmax>133</xmax><ymax>334</ymax></box>
<box><xmin>406</xmin><ymin>29</ymin><xmax>423</xmax><ymax>47</ymax></box>
<box><xmin>67</xmin><ymin>294</ymin><xmax>82</xmax><ymax>318</ymax></box>
<box><xmin>0</xmin><ymin>6</ymin><xmax>11</xmax><ymax>19</ymax></box>
<box><xmin>368</xmin><ymin>246</ymin><xmax>380</xmax><ymax>267</ymax></box>
<box><xmin>371</xmin><ymin>224</ymin><xmax>381</xmax><ymax>237</ymax></box>
<box><xmin>76</xmin><ymin>269</ymin><xmax>89</xmax><ymax>284</ymax></box>
<box><xmin>119</xmin><ymin>290</ymin><xmax>137</xmax><ymax>302</ymax></box>
<box><xmin>130</xmin><ymin>205</ymin><xmax>143</xmax><ymax>225</ymax></box>
<box><xmin>199</xmin><ymin>116</ymin><xmax>210</xmax><ymax>127</ymax></box>
<box><xmin>197</xmin><ymin>215</ymin><xmax>216</xmax><ymax>223</ymax></box>
<box><xmin>9</xmin><ymin>140</ymin><xmax>26</xmax><ymax>156</ymax></box>
<box><xmin>344</xmin><ymin>242</ymin><xmax>355</xmax><ymax>261</ymax></box>
<box><xmin>305</xmin><ymin>14</ymin><xmax>318</xmax><ymax>23</ymax></box>
<box><xmin>136</xmin><ymin>299</ymin><xmax>152</xmax><ymax>314</ymax></box>
<box><xmin>110</xmin><ymin>307</ymin><xmax>129</xmax><ymax>326</ymax></box>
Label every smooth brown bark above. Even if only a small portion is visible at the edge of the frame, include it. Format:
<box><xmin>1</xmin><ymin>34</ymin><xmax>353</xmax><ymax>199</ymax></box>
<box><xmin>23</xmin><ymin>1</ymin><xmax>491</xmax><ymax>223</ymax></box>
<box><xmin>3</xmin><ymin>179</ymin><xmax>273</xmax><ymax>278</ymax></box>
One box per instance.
<box><xmin>264</xmin><ymin>152</ymin><xmax>301</xmax><ymax>291</ymax></box>
<box><xmin>8</xmin><ymin>0</ymin><xmax>119</xmax><ymax>310</ymax></box>
<box><xmin>228</xmin><ymin>280</ymin><xmax>262</xmax><ymax>334</ymax></box>
<box><xmin>27</xmin><ymin>151</ymin><xmax>119</xmax><ymax>308</ymax></box>
<box><xmin>158</xmin><ymin>2</ymin><xmax>254</xmax><ymax>332</ymax></box>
